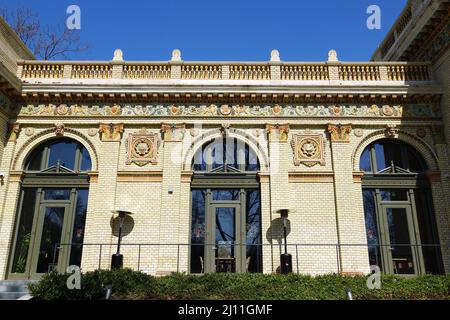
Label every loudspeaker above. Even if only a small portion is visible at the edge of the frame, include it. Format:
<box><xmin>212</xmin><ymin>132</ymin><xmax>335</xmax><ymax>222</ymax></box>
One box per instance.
<box><xmin>111</xmin><ymin>254</ymin><xmax>123</xmax><ymax>269</ymax></box>
<box><xmin>280</xmin><ymin>253</ymin><xmax>292</xmax><ymax>274</ymax></box>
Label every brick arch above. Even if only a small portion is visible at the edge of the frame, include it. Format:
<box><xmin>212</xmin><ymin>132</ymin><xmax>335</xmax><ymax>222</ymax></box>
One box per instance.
<box><xmin>13</xmin><ymin>128</ymin><xmax>99</xmax><ymax>171</ymax></box>
<box><xmin>182</xmin><ymin>129</ymin><xmax>269</xmax><ymax>172</ymax></box>
<box><xmin>352</xmin><ymin>130</ymin><xmax>439</xmax><ymax>171</ymax></box>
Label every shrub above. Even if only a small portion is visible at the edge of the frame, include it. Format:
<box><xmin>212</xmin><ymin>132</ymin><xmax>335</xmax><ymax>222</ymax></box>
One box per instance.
<box><xmin>28</xmin><ymin>269</ymin><xmax>450</xmax><ymax>300</ymax></box>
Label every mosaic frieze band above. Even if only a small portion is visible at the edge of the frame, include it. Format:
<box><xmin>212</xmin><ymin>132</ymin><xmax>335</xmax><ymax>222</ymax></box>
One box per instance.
<box><xmin>18</xmin><ymin>103</ymin><xmax>441</xmax><ymax>118</ymax></box>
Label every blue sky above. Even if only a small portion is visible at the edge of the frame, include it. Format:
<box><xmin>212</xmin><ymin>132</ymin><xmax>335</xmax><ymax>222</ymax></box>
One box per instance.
<box><xmin>1</xmin><ymin>0</ymin><xmax>407</xmax><ymax>61</ymax></box>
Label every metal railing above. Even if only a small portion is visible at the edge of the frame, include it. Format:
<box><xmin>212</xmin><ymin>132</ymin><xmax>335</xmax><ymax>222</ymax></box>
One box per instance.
<box><xmin>52</xmin><ymin>243</ymin><xmax>446</xmax><ymax>275</ymax></box>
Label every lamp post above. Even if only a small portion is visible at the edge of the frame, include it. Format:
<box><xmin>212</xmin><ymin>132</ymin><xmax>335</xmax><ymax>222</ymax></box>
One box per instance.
<box><xmin>278</xmin><ymin>209</ymin><xmax>292</xmax><ymax>274</ymax></box>
<box><xmin>111</xmin><ymin>210</ymin><xmax>132</xmax><ymax>269</ymax></box>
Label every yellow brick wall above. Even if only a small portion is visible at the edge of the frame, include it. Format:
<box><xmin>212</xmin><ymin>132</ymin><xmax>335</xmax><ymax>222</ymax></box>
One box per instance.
<box><xmin>0</xmin><ymin>120</ymin><xmax>449</xmax><ymax>279</ymax></box>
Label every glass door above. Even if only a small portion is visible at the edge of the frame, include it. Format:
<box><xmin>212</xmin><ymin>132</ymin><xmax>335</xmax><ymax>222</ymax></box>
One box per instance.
<box><xmin>28</xmin><ymin>204</ymin><xmax>71</xmax><ymax>279</ymax></box>
<box><xmin>380</xmin><ymin>204</ymin><xmax>424</xmax><ymax>275</ymax></box>
<box><xmin>205</xmin><ymin>204</ymin><xmax>242</xmax><ymax>273</ymax></box>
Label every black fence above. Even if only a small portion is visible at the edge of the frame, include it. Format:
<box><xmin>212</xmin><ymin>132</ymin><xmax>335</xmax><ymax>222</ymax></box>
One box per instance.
<box><xmin>52</xmin><ymin>243</ymin><xmax>446</xmax><ymax>275</ymax></box>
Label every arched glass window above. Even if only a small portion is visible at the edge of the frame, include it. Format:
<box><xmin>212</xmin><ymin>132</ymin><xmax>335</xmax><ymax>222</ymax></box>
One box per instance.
<box><xmin>192</xmin><ymin>138</ymin><xmax>260</xmax><ymax>172</ymax></box>
<box><xmin>360</xmin><ymin>140</ymin><xmax>427</xmax><ymax>174</ymax></box>
<box><xmin>9</xmin><ymin>138</ymin><xmax>91</xmax><ymax>280</ymax></box>
<box><xmin>25</xmin><ymin>139</ymin><xmax>92</xmax><ymax>172</ymax></box>
<box><xmin>360</xmin><ymin>140</ymin><xmax>443</xmax><ymax>275</ymax></box>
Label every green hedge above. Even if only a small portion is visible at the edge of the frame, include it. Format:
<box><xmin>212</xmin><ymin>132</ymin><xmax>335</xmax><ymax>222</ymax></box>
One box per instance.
<box><xmin>28</xmin><ymin>269</ymin><xmax>450</xmax><ymax>300</ymax></box>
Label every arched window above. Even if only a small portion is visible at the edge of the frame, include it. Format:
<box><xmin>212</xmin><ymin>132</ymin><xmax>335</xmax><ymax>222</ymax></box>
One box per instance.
<box><xmin>25</xmin><ymin>138</ymin><xmax>92</xmax><ymax>172</ymax></box>
<box><xmin>9</xmin><ymin>138</ymin><xmax>91</xmax><ymax>280</ymax></box>
<box><xmin>360</xmin><ymin>140</ymin><xmax>443</xmax><ymax>275</ymax></box>
<box><xmin>360</xmin><ymin>139</ymin><xmax>427</xmax><ymax>174</ymax></box>
<box><xmin>190</xmin><ymin>138</ymin><xmax>262</xmax><ymax>274</ymax></box>
<box><xmin>192</xmin><ymin>138</ymin><xmax>260</xmax><ymax>172</ymax></box>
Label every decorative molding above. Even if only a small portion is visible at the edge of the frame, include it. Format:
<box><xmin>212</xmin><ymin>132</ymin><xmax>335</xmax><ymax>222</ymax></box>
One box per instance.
<box><xmin>353</xmin><ymin>128</ymin><xmax>364</xmax><ymax>137</ymax></box>
<box><xmin>385</xmin><ymin>125</ymin><xmax>400</xmax><ymax>138</ymax></box>
<box><xmin>8</xmin><ymin>171</ymin><xmax>24</xmax><ymax>183</ymax></box>
<box><xmin>266</xmin><ymin>124</ymin><xmax>290</xmax><ymax>142</ymax></box>
<box><xmin>258</xmin><ymin>172</ymin><xmax>270</xmax><ymax>183</ymax></box>
<box><xmin>88</xmin><ymin>171</ymin><xmax>99</xmax><ymax>183</ymax></box>
<box><xmin>161</xmin><ymin>123</ymin><xmax>186</xmax><ymax>142</ymax></box>
<box><xmin>291</xmin><ymin>132</ymin><xmax>325</xmax><ymax>167</ymax></box>
<box><xmin>125</xmin><ymin>128</ymin><xmax>159</xmax><ymax>166</ymax></box>
<box><xmin>328</xmin><ymin>124</ymin><xmax>352</xmax><ymax>143</ymax></box>
<box><xmin>8</xmin><ymin>123</ymin><xmax>21</xmax><ymax>142</ymax></box>
<box><xmin>416</xmin><ymin>127</ymin><xmax>427</xmax><ymax>139</ymax></box>
<box><xmin>24</xmin><ymin>127</ymin><xmax>34</xmax><ymax>136</ymax></box>
<box><xmin>288</xmin><ymin>172</ymin><xmax>334</xmax><ymax>183</ymax></box>
<box><xmin>353</xmin><ymin>171</ymin><xmax>365</xmax><ymax>183</ymax></box>
<box><xmin>55</xmin><ymin>123</ymin><xmax>65</xmax><ymax>136</ymax></box>
<box><xmin>88</xmin><ymin>128</ymin><xmax>98</xmax><ymax>137</ymax></box>
<box><xmin>99</xmin><ymin>123</ymin><xmax>124</xmax><ymax>141</ymax></box>
<box><xmin>181</xmin><ymin>171</ymin><xmax>194</xmax><ymax>183</ymax></box>
<box><xmin>17</xmin><ymin>103</ymin><xmax>441</xmax><ymax>118</ymax></box>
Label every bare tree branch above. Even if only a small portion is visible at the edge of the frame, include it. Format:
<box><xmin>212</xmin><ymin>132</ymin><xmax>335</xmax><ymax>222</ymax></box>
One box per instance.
<box><xmin>1</xmin><ymin>6</ymin><xmax>90</xmax><ymax>60</ymax></box>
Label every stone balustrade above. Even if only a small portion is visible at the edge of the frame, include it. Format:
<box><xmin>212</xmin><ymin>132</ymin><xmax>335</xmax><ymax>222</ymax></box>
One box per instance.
<box><xmin>17</xmin><ymin>60</ymin><xmax>433</xmax><ymax>82</ymax></box>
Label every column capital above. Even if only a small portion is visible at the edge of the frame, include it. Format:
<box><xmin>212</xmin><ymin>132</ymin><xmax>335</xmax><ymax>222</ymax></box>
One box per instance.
<box><xmin>161</xmin><ymin>123</ymin><xmax>186</xmax><ymax>142</ymax></box>
<box><xmin>328</xmin><ymin>124</ymin><xmax>352</xmax><ymax>143</ymax></box>
<box><xmin>266</xmin><ymin>124</ymin><xmax>290</xmax><ymax>142</ymax></box>
<box><xmin>99</xmin><ymin>123</ymin><xmax>124</xmax><ymax>142</ymax></box>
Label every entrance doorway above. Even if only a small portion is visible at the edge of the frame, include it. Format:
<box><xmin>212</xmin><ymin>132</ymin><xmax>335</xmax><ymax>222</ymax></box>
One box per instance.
<box><xmin>189</xmin><ymin>138</ymin><xmax>262</xmax><ymax>274</ymax></box>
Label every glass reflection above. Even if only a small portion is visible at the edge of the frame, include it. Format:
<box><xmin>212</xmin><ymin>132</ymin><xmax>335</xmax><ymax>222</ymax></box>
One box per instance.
<box><xmin>11</xmin><ymin>189</ymin><xmax>37</xmax><ymax>273</ymax></box>
<box><xmin>192</xmin><ymin>138</ymin><xmax>260</xmax><ymax>172</ymax></box>
<box><xmin>48</xmin><ymin>141</ymin><xmax>78</xmax><ymax>170</ymax></box>
<box><xmin>386</xmin><ymin>208</ymin><xmax>415</xmax><ymax>274</ymax></box>
<box><xmin>246</xmin><ymin>190</ymin><xmax>262</xmax><ymax>273</ymax></box>
<box><xmin>36</xmin><ymin>207</ymin><xmax>65</xmax><ymax>273</ymax></box>
<box><xmin>190</xmin><ymin>190</ymin><xmax>206</xmax><ymax>273</ymax></box>
<box><xmin>44</xmin><ymin>189</ymin><xmax>71</xmax><ymax>201</ymax></box>
<box><xmin>380</xmin><ymin>190</ymin><xmax>408</xmax><ymax>201</ymax></box>
<box><xmin>212</xmin><ymin>190</ymin><xmax>240</xmax><ymax>201</ymax></box>
<box><xmin>215</xmin><ymin>208</ymin><xmax>236</xmax><ymax>273</ymax></box>
<box><xmin>363</xmin><ymin>190</ymin><xmax>381</xmax><ymax>270</ymax></box>
<box><xmin>69</xmin><ymin>190</ymin><xmax>89</xmax><ymax>266</ymax></box>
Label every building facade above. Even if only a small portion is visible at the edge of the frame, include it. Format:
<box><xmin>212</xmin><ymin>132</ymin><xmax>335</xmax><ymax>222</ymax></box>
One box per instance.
<box><xmin>0</xmin><ymin>0</ymin><xmax>449</xmax><ymax>280</ymax></box>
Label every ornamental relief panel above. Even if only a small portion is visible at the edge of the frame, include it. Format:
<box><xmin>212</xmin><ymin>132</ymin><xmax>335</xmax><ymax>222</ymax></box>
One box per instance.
<box><xmin>18</xmin><ymin>103</ymin><xmax>441</xmax><ymax>118</ymax></box>
<box><xmin>126</xmin><ymin>128</ymin><xmax>160</xmax><ymax>166</ymax></box>
<box><xmin>291</xmin><ymin>132</ymin><xmax>325</xmax><ymax>167</ymax></box>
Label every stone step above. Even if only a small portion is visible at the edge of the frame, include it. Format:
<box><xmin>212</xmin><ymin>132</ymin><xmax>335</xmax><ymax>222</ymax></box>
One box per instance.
<box><xmin>0</xmin><ymin>280</ymin><xmax>36</xmax><ymax>300</ymax></box>
<box><xmin>0</xmin><ymin>292</ymin><xmax>30</xmax><ymax>300</ymax></box>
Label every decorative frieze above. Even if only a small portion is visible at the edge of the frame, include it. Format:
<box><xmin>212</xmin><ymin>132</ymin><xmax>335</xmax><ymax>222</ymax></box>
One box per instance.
<box><xmin>328</xmin><ymin>124</ymin><xmax>352</xmax><ymax>143</ymax></box>
<box><xmin>266</xmin><ymin>124</ymin><xmax>290</xmax><ymax>142</ymax></box>
<box><xmin>99</xmin><ymin>123</ymin><xmax>124</xmax><ymax>141</ymax></box>
<box><xmin>17</xmin><ymin>103</ymin><xmax>440</xmax><ymax>118</ymax></box>
<box><xmin>161</xmin><ymin>123</ymin><xmax>186</xmax><ymax>142</ymax></box>
<box><xmin>125</xmin><ymin>129</ymin><xmax>160</xmax><ymax>166</ymax></box>
<box><xmin>291</xmin><ymin>132</ymin><xmax>325</xmax><ymax>167</ymax></box>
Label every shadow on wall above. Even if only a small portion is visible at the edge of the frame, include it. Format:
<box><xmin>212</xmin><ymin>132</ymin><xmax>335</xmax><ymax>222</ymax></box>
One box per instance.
<box><xmin>266</xmin><ymin>217</ymin><xmax>291</xmax><ymax>273</ymax></box>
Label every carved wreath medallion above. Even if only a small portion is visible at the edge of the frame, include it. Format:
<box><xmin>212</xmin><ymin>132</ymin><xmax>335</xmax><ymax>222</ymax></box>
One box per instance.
<box><xmin>291</xmin><ymin>133</ymin><xmax>325</xmax><ymax>167</ymax></box>
<box><xmin>126</xmin><ymin>129</ymin><xmax>159</xmax><ymax>166</ymax></box>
